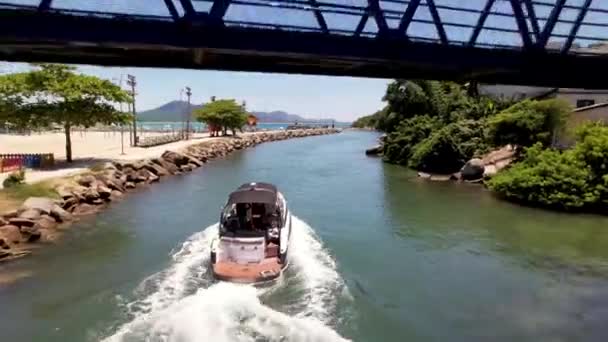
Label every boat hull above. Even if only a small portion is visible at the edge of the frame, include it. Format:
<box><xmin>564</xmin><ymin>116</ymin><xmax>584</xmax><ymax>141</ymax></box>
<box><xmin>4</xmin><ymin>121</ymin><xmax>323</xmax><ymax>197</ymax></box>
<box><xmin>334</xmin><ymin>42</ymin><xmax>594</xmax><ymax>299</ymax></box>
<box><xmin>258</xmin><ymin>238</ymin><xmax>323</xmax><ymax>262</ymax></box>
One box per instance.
<box><xmin>212</xmin><ymin>257</ymin><xmax>288</xmax><ymax>283</ymax></box>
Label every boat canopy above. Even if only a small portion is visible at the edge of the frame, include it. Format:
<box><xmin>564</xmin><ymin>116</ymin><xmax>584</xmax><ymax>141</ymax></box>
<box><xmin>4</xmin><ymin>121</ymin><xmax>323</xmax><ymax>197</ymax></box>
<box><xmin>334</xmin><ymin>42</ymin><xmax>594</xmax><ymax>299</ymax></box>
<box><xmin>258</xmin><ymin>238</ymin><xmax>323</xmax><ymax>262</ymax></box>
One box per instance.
<box><xmin>227</xmin><ymin>182</ymin><xmax>278</xmax><ymax>205</ymax></box>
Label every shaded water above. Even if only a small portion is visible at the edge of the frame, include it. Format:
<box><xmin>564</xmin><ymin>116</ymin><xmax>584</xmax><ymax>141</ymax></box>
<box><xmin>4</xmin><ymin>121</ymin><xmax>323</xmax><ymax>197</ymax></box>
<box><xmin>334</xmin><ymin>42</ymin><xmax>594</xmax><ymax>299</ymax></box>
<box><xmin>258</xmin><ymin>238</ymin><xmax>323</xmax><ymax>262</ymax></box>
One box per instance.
<box><xmin>2</xmin><ymin>131</ymin><xmax>608</xmax><ymax>341</ymax></box>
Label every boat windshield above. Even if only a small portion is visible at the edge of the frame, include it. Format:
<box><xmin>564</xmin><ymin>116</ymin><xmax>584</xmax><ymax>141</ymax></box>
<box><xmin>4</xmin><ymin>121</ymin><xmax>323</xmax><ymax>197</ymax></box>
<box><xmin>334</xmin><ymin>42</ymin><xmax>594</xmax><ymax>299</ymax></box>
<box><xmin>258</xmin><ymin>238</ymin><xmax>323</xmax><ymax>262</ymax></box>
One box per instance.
<box><xmin>221</xmin><ymin>202</ymin><xmax>279</xmax><ymax>237</ymax></box>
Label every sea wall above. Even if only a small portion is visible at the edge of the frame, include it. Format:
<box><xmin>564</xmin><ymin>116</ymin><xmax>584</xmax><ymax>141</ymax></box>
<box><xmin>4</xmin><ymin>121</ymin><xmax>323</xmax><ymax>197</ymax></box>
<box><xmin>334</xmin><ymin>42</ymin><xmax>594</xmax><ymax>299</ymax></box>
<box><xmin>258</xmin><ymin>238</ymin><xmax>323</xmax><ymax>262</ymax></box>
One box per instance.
<box><xmin>0</xmin><ymin>128</ymin><xmax>340</xmax><ymax>262</ymax></box>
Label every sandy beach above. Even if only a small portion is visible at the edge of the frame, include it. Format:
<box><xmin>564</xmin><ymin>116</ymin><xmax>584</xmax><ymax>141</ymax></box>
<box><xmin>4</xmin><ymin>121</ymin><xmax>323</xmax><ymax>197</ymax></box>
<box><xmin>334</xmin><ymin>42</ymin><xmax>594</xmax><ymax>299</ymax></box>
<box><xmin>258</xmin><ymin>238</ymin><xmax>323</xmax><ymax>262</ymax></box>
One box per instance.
<box><xmin>0</xmin><ymin>131</ymin><xmax>222</xmax><ymax>186</ymax></box>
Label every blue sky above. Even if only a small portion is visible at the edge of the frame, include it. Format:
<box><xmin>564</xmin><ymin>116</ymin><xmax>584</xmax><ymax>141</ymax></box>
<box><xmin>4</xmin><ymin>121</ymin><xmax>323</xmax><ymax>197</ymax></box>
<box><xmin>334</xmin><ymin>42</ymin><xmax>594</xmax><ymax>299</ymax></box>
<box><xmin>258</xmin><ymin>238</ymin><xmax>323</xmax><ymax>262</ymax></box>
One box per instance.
<box><xmin>2</xmin><ymin>62</ymin><xmax>389</xmax><ymax>121</ymax></box>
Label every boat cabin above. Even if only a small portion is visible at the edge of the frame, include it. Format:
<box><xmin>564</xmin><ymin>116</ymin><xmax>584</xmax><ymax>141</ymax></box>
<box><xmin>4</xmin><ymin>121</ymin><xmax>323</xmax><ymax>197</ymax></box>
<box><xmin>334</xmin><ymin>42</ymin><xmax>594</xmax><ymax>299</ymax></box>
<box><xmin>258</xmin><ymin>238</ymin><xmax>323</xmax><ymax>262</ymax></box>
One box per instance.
<box><xmin>220</xmin><ymin>182</ymin><xmax>284</xmax><ymax>241</ymax></box>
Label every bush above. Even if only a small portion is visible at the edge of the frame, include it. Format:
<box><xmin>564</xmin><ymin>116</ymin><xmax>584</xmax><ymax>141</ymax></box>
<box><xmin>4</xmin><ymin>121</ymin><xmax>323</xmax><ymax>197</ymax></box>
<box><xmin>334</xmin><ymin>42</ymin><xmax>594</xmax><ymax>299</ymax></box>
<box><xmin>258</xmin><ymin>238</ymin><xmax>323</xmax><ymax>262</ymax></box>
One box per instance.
<box><xmin>487</xmin><ymin>99</ymin><xmax>570</xmax><ymax>148</ymax></box>
<box><xmin>382</xmin><ymin>115</ymin><xmax>441</xmax><ymax>165</ymax></box>
<box><xmin>488</xmin><ymin>123</ymin><xmax>608</xmax><ymax>211</ymax></box>
<box><xmin>408</xmin><ymin>120</ymin><xmax>488</xmax><ymax>173</ymax></box>
<box><xmin>2</xmin><ymin>169</ymin><xmax>25</xmax><ymax>188</ymax></box>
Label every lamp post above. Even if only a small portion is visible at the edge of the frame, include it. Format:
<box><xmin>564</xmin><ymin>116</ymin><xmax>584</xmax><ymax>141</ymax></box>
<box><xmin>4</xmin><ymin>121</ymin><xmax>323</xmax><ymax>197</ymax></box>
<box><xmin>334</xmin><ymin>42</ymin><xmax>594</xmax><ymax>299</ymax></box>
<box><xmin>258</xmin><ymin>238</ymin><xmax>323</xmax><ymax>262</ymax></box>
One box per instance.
<box><xmin>185</xmin><ymin>86</ymin><xmax>192</xmax><ymax>140</ymax></box>
<box><xmin>127</xmin><ymin>74</ymin><xmax>137</xmax><ymax>146</ymax></box>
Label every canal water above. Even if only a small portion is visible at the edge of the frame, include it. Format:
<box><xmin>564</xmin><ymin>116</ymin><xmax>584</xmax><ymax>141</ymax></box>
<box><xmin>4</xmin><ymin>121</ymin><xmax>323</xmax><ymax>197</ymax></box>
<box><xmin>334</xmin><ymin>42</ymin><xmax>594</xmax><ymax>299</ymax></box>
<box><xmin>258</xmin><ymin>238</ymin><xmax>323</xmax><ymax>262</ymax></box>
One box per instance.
<box><xmin>2</xmin><ymin>131</ymin><xmax>608</xmax><ymax>341</ymax></box>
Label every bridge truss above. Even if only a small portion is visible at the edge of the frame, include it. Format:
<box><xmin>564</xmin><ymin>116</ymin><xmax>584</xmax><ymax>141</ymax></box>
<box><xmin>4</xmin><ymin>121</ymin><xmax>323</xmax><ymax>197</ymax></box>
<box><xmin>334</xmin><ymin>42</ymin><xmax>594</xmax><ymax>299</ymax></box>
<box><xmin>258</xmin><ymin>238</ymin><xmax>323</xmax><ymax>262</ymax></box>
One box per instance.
<box><xmin>0</xmin><ymin>0</ymin><xmax>607</xmax><ymax>87</ymax></box>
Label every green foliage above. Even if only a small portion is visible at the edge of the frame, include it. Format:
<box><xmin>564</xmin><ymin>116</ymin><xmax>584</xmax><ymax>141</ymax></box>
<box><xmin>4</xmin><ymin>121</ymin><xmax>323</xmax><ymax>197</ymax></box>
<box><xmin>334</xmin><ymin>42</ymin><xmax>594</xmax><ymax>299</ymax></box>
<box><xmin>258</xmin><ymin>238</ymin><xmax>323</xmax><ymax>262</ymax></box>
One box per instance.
<box><xmin>1</xmin><ymin>181</ymin><xmax>59</xmax><ymax>201</ymax></box>
<box><xmin>2</xmin><ymin>170</ymin><xmax>25</xmax><ymax>188</ymax></box>
<box><xmin>408</xmin><ymin>120</ymin><xmax>488</xmax><ymax>173</ymax></box>
<box><xmin>382</xmin><ymin>115</ymin><xmax>441</xmax><ymax>165</ymax></box>
<box><xmin>194</xmin><ymin>99</ymin><xmax>247</xmax><ymax>135</ymax></box>
<box><xmin>0</xmin><ymin>64</ymin><xmax>132</xmax><ymax>162</ymax></box>
<box><xmin>488</xmin><ymin>123</ymin><xmax>608</xmax><ymax>211</ymax></box>
<box><xmin>487</xmin><ymin>99</ymin><xmax>570</xmax><ymax>148</ymax></box>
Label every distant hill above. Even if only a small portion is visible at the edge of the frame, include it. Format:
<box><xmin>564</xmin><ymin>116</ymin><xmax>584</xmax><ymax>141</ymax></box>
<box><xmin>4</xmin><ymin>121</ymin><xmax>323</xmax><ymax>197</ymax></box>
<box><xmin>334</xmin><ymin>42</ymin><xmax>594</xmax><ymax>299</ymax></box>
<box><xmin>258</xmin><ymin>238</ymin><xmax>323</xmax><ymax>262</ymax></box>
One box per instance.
<box><xmin>138</xmin><ymin>100</ymin><xmax>336</xmax><ymax>123</ymax></box>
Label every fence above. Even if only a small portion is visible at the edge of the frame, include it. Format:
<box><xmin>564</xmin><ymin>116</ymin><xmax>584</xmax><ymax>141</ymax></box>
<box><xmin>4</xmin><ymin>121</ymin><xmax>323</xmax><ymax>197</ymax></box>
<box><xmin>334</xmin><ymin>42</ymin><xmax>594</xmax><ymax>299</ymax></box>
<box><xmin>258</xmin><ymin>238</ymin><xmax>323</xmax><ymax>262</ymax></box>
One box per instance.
<box><xmin>0</xmin><ymin>153</ymin><xmax>54</xmax><ymax>173</ymax></box>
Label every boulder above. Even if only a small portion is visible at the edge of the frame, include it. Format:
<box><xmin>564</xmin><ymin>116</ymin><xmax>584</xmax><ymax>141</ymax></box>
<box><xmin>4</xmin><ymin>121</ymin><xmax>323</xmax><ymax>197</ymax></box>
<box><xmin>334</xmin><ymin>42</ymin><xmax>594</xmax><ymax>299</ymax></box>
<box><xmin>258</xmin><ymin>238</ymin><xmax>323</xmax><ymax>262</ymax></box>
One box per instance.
<box><xmin>34</xmin><ymin>215</ymin><xmax>58</xmax><ymax>230</ymax></box>
<box><xmin>147</xmin><ymin>173</ymin><xmax>160</xmax><ymax>183</ymax></box>
<box><xmin>110</xmin><ymin>190</ymin><xmax>123</xmax><ymax>201</ymax></box>
<box><xmin>72</xmin><ymin>203</ymin><xmax>98</xmax><ymax>216</ymax></box>
<box><xmin>180</xmin><ymin>164</ymin><xmax>194</xmax><ymax>172</ymax></box>
<box><xmin>61</xmin><ymin>196</ymin><xmax>79</xmax><ymax>210</ymax></box>
<box><xmin>365</xmin><ymin>145</ymin><xmax>383</xmax><ymax>155</ymax></box>
<box><xmin>143</xmin><ymin>161</ymin><xmax>169</xmax><ymax>177</ymax></box>
<box><xmin>153</xmin><ymin>158</ymin><xmax>179</xmax><ymax>175</ymax></box>
<box><xmin>20</xmin><ymin>226</ymin><xmax>41</xmax><ymax>242</ymax></box>
<box><xmin>97</xmin><ymin>185</ymin><xmax>112</xmax><ymax>199</ymax></box>
<box><xmin>19</xmin><ymin>208</ymin><xmax>41</xmax><ymax>221</ymax></box>
<box><xmin>91</xmin><ymin>198</ymin><xmax>104</xmax><ymax>205</ymax></box>
<box><xmin>125</xmin><ymin>182</ymin><xmax>136</xmax><ymax>189</ymax></box>
<box><xmin>0</xmin><ymin>225</ymin><xmax>22</xmax><ymax>245</ymax></box>
<box><xmin>83</xmin><ymin>187</ymin><xmax>100</xmax><ymax>202</ymax></box>
<box><xmin>77</xmin><ymin>174</ymin><xmax>97</xmax><ymax>187</ymax></box>
<box><xmin>50</xmin><ymin>204</ymin><xmax>72</xmax><ymax>223</ymax></box>
<box><xmin>162</xmin><ymin>151</ymin><xmax>189</xmax><ymax>166</ymax></box>
<box><xmin>9</xmin><ymin>217</ymin><xmax>37</xmax><ymax>228</ymax></box>
<box><xmin>417</xmin><ymin>172</ymin><xmax>432</xmax><ymax>179</ymax></box>
<box><xmin>56</xmin><ymin>186</ymin><xmax>75</xmax><ymax>199</ymax></box>
<box><xmin>0</xmin><ymin>217</ymin><xmax>7</xmax><ymax>226</ymax></box>
<box><xmin>460</xmin><ymin>158</ymin><xmax>485</xmax><ymax>181</ymax></box>
<box><xmin>21</xmin><ymin>197</ymin><xmax>55</xmax><ymax>215</ymax></box>
<box><xmin>2</xmin><ymin>210</ymin><xmax>20</xmax><ymax>219</ymax></box>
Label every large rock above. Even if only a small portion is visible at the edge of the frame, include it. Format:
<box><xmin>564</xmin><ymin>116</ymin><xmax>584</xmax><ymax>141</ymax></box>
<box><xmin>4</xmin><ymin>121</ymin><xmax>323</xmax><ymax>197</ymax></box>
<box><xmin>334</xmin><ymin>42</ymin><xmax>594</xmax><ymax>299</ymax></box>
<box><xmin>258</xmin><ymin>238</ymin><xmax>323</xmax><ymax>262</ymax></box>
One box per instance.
<box><xmin>162</xmin><ymin>151</ymin><xmax>189</xmax><ymax>166</ymax></box>
<box><xmin>9</xmin><ymin>217</ymin><xmax>36</xmax><ymax>227</ymax></box>
<box><xmin>84</xmin><ymin>187</ymin><xmax>100</xmax><ymax>202</ymax></box>
<box><xmin>365</xmin><ymin>145</ymin><xmax>383</xmax><ymax>155</ymax></box>
<box><xmin>34</xmin><ymin>215</ymin><xmax>58</xmax><ymax>230</ymax></box>
<box><xmin>0</xmin><ymin>225</ymin><xmax>22</xmax><ymax>245</ymax></box>
<box><xmin>97</xmin><ymin>185</ymin><xmax>112</xmax><ymax>199</ymax></box>
<box><xmin>0</xmin><ymin>217</ymin><xmax>7</xmax><ymax>226</ymax></box>
<box><xmin>461</xmin><ymin>158</ymin><xmax>485</xmax><ymax>180</ymax></box>
<box><xmin>135</xmin><ymin>169</ymin><xmax>152</xmax><ymax>183</ymax></box>
<box><xmin>72</xmin><ymin>203</ymin><xmax>98</xmax><ymax>216</ymax></box>
<box><xmin>143</xmin><ymin>161</ymin><xmax>169</xmax><ymax>177</ymax></box>
<box><xmin>19</xmin><ymin>209</ymin><xmax>41</xmax><ymax>221</ymax></box>
<box><xmin>110</xmin><ymin>190</ymin><xmax>124</xmax><ymax>201</ymax></box>
<box><xmin>20</xmin><ymin>226</ymin><xmax>41</xmax><ymax>242</ymax></box>
<box><xmin>152</xmin><ymin>158</ymin><xmax>179</xmax><ymax>175</ymax></box>
<box><xmin>77</xmin><ymin>174</ymin><xmax>97</xmax><ymax>187</ymax></box>
<box><xmin>51</xmin><ymin>204</ymin><xmax>72</xmax><ymax>223</ymax></box>
<box><xmin>125</xmin><ymin>182</ymin><xmax>136</xmax><ymax>189</ymax></box>
<box><xmin>21</xmin><ymin>197</ymin><xmax>55</xmax><ymax>215</ymax></box>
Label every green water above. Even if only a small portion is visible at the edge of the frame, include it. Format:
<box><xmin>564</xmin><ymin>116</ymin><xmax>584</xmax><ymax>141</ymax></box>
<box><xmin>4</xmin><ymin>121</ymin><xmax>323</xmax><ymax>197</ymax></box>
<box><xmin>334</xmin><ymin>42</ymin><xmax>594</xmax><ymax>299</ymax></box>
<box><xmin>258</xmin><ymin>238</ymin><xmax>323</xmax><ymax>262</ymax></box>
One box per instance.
<box><xmin>2</xmin><ymin>131</ymin><xmax>608</xmax><ymax>341</ymax></box>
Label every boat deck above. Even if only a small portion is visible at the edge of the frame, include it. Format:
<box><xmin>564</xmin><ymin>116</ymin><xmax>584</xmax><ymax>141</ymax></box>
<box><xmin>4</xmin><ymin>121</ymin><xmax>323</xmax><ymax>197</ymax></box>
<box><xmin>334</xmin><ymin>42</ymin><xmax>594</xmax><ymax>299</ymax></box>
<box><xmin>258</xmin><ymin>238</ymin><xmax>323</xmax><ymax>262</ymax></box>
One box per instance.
<box><xmin>213</xmin><ymin>257</ymin><xmax>283</xmax><ymax>283</ymax></box>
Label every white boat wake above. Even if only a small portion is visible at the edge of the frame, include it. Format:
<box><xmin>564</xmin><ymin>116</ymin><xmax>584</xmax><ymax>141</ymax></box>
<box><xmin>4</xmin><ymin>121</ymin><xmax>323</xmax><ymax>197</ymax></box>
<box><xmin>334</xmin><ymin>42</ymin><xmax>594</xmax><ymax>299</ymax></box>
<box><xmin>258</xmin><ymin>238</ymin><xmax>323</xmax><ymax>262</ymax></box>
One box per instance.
<box><xmin>101</xmin><ymin>216</ymin><xmax>350</xmax><ymax>342</ymax></box>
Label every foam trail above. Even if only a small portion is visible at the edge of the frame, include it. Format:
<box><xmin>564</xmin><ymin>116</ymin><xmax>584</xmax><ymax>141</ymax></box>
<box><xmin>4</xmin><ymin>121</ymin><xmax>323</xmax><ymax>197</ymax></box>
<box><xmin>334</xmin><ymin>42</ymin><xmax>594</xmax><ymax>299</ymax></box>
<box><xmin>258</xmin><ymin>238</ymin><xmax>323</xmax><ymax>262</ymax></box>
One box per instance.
<box><xmin>103</xmin><ymin>217</ymin><xmax>350</xmax><ymax>342</ymax></box>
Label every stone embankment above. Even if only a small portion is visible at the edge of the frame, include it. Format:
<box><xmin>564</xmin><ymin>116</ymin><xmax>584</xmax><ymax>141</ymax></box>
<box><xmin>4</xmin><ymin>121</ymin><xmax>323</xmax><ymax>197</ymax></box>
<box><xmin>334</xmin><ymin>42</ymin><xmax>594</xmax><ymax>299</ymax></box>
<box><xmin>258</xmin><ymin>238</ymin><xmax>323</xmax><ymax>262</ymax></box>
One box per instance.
<box><xmin>0</xmin><ymin>128</ymin><xmax>339</xmax><ymax>262</ymax></box>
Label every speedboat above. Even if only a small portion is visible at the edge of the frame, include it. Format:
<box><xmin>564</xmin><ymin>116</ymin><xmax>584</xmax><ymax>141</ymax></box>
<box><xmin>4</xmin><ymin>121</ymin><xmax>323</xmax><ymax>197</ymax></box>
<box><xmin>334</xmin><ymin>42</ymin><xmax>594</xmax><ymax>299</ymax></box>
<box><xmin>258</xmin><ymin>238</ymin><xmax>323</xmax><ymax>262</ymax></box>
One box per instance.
<box><xmin>211</xmin><ymin>182</ymin><xmax>292</xmax><ymax>283</ymax></box>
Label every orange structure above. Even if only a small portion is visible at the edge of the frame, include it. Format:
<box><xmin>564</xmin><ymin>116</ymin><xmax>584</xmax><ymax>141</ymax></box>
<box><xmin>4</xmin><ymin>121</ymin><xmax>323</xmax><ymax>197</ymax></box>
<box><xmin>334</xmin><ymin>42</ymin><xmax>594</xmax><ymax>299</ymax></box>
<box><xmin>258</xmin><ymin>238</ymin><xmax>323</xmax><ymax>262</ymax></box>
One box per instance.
<box><xmin>247</xmin><ymin>114</ymin><xmax>257</xmax><ymax>127</ymax></box>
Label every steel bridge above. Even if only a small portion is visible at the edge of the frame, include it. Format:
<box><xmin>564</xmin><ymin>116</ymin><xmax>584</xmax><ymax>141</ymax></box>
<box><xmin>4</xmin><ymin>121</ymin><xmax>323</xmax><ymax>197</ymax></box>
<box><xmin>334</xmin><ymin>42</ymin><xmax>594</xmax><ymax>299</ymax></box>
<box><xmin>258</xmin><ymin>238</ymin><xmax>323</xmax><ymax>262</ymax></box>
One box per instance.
<box><xmin>1</xmin><ymin>0</ymin><xmax>607</xmax><ymax>88</ymax></box>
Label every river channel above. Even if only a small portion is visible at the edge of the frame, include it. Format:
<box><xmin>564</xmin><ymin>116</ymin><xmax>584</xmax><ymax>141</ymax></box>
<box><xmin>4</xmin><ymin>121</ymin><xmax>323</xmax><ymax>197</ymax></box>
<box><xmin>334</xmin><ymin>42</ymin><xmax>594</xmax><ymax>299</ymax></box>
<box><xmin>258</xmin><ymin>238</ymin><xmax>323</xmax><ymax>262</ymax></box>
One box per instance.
<box><xmin>2</xmin><ymin>130</ymin><xmax>608</xmax><ymax>341</ymax></box>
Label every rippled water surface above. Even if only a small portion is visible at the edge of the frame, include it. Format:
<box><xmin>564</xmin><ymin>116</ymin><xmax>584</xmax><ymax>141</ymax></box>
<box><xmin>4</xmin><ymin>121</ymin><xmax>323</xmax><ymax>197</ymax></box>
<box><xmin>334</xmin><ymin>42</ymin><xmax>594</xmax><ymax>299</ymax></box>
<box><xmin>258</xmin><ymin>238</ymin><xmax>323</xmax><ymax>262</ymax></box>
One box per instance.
<box><xmin>2</xmin><ymin>131</ymin><xmax>608</xmax><ymax>342</ymax></box>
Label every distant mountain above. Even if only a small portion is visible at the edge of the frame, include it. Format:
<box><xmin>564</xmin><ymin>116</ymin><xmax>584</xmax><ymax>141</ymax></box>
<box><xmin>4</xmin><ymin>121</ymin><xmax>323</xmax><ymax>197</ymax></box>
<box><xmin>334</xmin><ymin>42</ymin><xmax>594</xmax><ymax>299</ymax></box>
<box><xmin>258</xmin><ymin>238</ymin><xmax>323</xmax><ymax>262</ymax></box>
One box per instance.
<box><xmin>137</xmin><ymin>101</ymin><xmax>202</xmax><ymax>122</ymax></box>
<box><xmin>138</xmin><ymin>100</ymin><xmax>335</xmax><ymax>123</ymax></box>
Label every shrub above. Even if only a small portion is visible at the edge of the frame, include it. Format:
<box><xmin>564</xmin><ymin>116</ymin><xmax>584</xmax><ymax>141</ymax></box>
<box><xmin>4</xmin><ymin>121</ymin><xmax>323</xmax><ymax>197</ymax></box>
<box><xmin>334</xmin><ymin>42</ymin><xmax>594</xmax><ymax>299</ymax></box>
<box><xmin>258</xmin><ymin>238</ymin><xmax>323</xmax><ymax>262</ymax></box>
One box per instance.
<box><xmin>382</xmin><ymin>115</ymin><xmax>441</xmax><ymax>165</ymax></box>
<box><xmin>487</xmin><ymin>99</ymin><xmax>570</xmax><ymax>148</ymax></box>
<box><xmin>2</xmin><ymin>169</ymin><xmax>25</xmax><ymax>188</ymax></box>
<box><xmin>408</xmin><ymin>120</ymin><xmax>488</xmax><ymax>173</ymax></box>
<box><xmin>488</xmin><ymin>123</ymin><xmax>608</xmax><ymax>211</ymax></box>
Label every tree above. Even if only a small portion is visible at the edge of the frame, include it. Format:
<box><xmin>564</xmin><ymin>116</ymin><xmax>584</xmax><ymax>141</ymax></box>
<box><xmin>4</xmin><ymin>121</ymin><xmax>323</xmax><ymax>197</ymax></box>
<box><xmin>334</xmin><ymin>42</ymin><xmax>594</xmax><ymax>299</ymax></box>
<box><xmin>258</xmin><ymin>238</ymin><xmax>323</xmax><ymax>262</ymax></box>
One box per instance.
<box><xmin>0</xmin><ymin>64</ymin><xmax>131</xmax><ymax>162</ymax></box>
<box><xmin>194</xmin><ymin>99</ymin><xmax>247</xmax><ymax>136</ymax></box>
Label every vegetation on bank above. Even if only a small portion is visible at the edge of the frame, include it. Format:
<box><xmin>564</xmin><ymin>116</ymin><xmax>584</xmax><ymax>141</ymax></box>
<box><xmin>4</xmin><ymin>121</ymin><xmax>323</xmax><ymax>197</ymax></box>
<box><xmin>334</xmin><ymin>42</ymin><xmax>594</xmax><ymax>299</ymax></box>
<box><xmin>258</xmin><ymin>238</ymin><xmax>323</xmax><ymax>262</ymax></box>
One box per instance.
<box><xmin>357</xmin><ymin>79</ymin><xmax>608</xmax><ymax>213</ymax></box>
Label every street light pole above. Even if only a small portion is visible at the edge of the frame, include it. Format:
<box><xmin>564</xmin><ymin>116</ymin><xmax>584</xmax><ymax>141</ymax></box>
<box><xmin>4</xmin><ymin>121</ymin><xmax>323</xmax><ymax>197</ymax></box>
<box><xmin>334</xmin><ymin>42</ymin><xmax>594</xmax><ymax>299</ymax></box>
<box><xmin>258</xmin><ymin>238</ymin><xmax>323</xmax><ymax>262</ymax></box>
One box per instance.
<box><xmin>127</xmin><ymin>74</ymin><xmax>137</xmax><ymax>146</ymax></box>
<box><xmin>185</xmin><ymin>86</ymin><xmax>192</xmax><ymax>140</ymax></box>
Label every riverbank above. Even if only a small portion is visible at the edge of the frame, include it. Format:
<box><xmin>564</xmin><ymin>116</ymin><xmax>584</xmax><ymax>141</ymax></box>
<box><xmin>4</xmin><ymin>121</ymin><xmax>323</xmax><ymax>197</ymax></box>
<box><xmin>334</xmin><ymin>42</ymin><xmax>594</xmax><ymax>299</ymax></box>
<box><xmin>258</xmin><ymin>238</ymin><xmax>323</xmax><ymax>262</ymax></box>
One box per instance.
<box><xmin>0</xmin><ymin>128</ymin><xmax>340</xmax><ymax>264</ymax></box>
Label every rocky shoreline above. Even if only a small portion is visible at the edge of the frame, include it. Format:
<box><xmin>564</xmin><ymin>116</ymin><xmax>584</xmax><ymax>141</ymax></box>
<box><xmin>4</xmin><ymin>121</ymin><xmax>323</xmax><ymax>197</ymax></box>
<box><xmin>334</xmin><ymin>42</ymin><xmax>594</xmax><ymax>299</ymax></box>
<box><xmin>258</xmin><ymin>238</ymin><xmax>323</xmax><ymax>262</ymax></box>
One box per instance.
<box><xmin>0</xmin><ymin>128</ymin><xmax>340</xmax><ymax>263</ymax></box>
